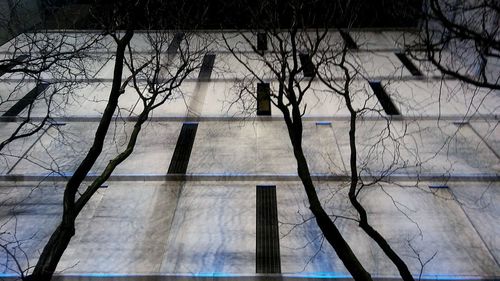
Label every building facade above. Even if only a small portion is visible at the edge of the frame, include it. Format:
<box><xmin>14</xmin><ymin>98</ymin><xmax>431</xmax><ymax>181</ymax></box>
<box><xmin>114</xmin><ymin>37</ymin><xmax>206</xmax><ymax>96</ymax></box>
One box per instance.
<box><xmin>0</xmin><ymin>28</ymin><xmax>499</xmax><ymax>280</ymax></box>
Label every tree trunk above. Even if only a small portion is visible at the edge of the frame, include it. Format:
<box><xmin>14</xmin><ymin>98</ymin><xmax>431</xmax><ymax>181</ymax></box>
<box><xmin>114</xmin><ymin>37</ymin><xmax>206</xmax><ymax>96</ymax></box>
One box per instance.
<box><xmin>293</xmin><ymin>144</ymin><xmax>373</xmax><ymax>281</ymax></box>
<box><xmin>25</xmin><ymin>30</ymin><xmax>134</xmax><ymax>281</ymax></box>
<box><xmin>282</xmin><ymin>111</ymin><xmax>373</xmax><ymax>281</ymax></box>
<box><xmin>345</xmin><ymin>105</ymin><xmax>414</xmax><ymax>281</ymax></box>
<box><xmin>24</xmin><ymin>224</ymin><xmax>74</xmax><ymax>281</ymax></box>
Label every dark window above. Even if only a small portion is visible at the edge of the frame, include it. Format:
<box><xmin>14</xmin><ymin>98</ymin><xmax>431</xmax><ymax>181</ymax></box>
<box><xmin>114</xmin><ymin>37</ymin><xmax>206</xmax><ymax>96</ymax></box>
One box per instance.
<box><xmin>368</xmin><ymin>81</ymin><xmax>400</xmax><ymax>116</ymax></box>
<box><xmin>299</xmin><ymin>53</ymin><xmax>315</xmax><ymax>77</ymax></box>
<box><xmin>198</xmin><ymin>54</ymin><xmax>216</xmax><ymax>80</ymax></box>
<box><xmin>2</xmin><ymin>82</ymin><xmax>49</xmax><ymax>117</ymax></box>
<box><xmin>256</xmin><ymin>185</ymin><xmax>281</xmax><ymax>274</ymax></box>
<box><xmin>339</xmin><ymin>30</ymin><xmax>358</xmax><ymax>49</ymax></box>
<box><xmin>429</xmin><ymin>185</ymin><xmax>449</xmax><ymax>189</ymax></box>
<box><xmin>257</xmin><ymin>33</ymin><xmax>268</xmax><ymax>51</ymax></box>
<box><xmin>257</xmin><ymin>83</ymin><xmax>271</xmax><ymax>116</ymax></box>
<box><xmin>166</xmin><ymin>32</ymin><xmax>184</xmax><ymax>54</ymax></box>
<box><xmin>168</xmin><ymin>123</ymin><xmax>198</xmax><ymax>174</ymax></box>
<box><xmin>395</xmin><ymin>53</ymin><xmax>423</xmax><ymax>76</ymax></box>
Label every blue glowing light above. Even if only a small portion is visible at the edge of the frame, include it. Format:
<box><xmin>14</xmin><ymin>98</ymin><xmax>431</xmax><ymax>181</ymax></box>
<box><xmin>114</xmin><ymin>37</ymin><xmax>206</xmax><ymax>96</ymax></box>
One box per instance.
<box><xmin>11</xmin><ymin>272</ymin><xmax>487</xmax><ymax>280</ymax></box>
<box><xmin>0</xmin><ymin>273</ymin><xmax>18</xmax><ymax>277</ymax></box>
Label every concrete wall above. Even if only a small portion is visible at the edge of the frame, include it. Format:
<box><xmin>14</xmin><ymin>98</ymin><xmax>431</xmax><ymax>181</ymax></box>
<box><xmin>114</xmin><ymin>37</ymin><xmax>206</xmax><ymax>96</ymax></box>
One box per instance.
<box><xmin>0</xmin><ymin>30</ymin><xmax>498</xmax><ymax>280</ymax></box>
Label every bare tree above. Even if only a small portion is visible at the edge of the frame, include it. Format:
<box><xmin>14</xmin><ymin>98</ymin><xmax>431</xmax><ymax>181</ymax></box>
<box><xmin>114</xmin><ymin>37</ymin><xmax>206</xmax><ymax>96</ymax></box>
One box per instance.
<box><xmin>0</xmin><ymin>0</ymin><xmax>208</xmax><ymax>280</ymax></box>
<box><xmin>409</xmin><ymin>0</ymin><xmax>499</xmax><ymax>90</ymax></box>
<box><xmin>0</xmin><ymin>23</ymin><xmax>106</xmax><ymax>153</ymax></box>
<box><xmin>0</xmin><ymin>3</ymin><xmax>112</xmax><ymax>279</ymax></box>
<box><xmin>222</xmin><ymin>1</ymin><xmax>387</xmax><ymax>280</ymax></box>
<box><xmin>220</xmin><ymin>0</ymin><xmax>442</xmax><ymax>280</ymax></box>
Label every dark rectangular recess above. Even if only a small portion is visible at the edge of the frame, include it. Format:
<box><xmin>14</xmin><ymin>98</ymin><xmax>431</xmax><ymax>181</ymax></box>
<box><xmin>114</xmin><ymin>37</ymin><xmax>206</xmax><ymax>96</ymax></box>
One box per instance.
<box><xmin>167</xmin><ymin>32</ymin><xmax>184</xmax><ymax>54</ymax></box>
<box><xmin>395</xmin><ymin>53</ymin><xmax>423</xmax><ymax>76</ymax></box>
<box><xmin>339</xmin><ymin>30</ymin><xmax>358</xmax><ymax>49</ymax></box>
<box><xmin>429</xmin><ymin>185</ymin><xmax>449</xmax><ymax>189</ymax></box>
<box><xmin>256</xmin><ymin>185</ymin><xmax>281</xmax><ymax>274</ymax></box>
<box><xmin>198</xmin><ymin>54</ymin><xmax>216</xmax><ymax>80</ymax></box>
<box><xmin>257</xmin><ymin>83</ymin><xmax>271</xmax><ymax>116</ymax></box>
<box><xmin>167</xmin><ymin>123</ymin><xmax>198</xmax><ymax>174</ymax></box>
<box><xmin>369</xmin><ymin>81</ymin><xmax>400</xmax><ymax>116</ymax></box>
<box><xmin>299</xmin><ymin>53</ymin><xmax>315</xmax><ymax>77</ymax></box>
<box><xmin>257</xmin><ymin>33</ymin><xmax>268</xmax><ymax>51</ymax></box>
<box><xmin>2</xmin><ymin>82</ymin><xmax>49</xmax><ymax>117</ymax></box>
<box><xmin>0</xmin><ymin>55</ymin><xmax>29</xmax><ymax>77</ymax></box>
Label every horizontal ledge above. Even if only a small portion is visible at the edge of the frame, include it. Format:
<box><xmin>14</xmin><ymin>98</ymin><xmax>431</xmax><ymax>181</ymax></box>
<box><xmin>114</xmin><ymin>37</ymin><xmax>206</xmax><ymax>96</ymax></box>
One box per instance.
<box><xmin>0</xmin><ymin>273</ymin><xmax>496</xmax><ymax>281</ymax></box>
<box><xmin>0</xmin><ymin>115</ymin><xmax>497</xmax><ymax>123</ymax></box>
<box><xmin>33</xmin><ymin>27</ymin><xmax>422</xmax><ymax>33</ymax></box>
<box><xmin>0</xmin><ymin>75</ymin><xmax>448</xmax><ymax>83</ymax></box>
<box><xmin>0</xmin><ymin>173</ymin><xmax>498</xmax><ymax>182</ymax></box>
<box><xmin>0</xmin><ymin>48</ymin><xmax>412</xmax><ymax>56</ymax></box>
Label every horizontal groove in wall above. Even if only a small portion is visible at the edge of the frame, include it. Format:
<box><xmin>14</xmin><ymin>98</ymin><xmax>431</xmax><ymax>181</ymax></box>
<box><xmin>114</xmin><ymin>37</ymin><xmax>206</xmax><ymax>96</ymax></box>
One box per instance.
<box><xmin>0</xmin><ymin>273</ymin><xmax>495</xmax><ymax>281</ymax></box>
<box><xmin>0</xmin><ymin>115</ymin><xmax>497</xmax><ymax>123</ymax></box>
<box><xmin>0</xmin><ymin>48</ymin><xmax>424</xmax><ymax>56</ymax></box>
<box><xmin>34</xmin><ymin>27</ymin><xmax>421</xmax><ymax>33</ymax></box>
<box><xmin>1</xmin><ymin>173</ymin><xmax>498</xmax><ymax>182</ymax></box>
<box><xmin>0</xmin><ymin>74</ymin><xmax>445</xmax><ymax>84</ymax></box>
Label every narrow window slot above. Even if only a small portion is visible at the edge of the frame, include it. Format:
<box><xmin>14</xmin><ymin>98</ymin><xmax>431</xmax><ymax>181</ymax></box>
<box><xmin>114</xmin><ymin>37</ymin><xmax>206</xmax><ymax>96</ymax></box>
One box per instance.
<box><xmin>299</xmin><ymin>53</ymin><xmax>315</xmax><ymax>77</ymax></box>
<box><xmin>257</xmin><ymin>83</ymin><xmax>271</xmax><ymax>116</ymax></box>
<box><xmin>395</xmin><ymin>53</ymin><xmax>423</xmax><ymax>76</ymax></box>
<box><xmin>339</xmin><ymin>30</ymin><xmax>358</xmax><ymax>49</ymax></box>
<box><xmin>257</xmin><ymin>33</ymin><xmax>268</xmax><ymax>51</ymax></box>
<box><xmin>2</xmin><ymin>82</ymin><xmax>50</xmax><ymax>117</ymax></box>
<box><xmin>369</xmin><ymin>81</ymin><xmax>400</xmax><ymax>116</ymax></box>
<box><xmin>429</xmin><ymin>185</ymin><xmax>449</xmax><ymax>189</ymax></box>
<box><xmin>167</xmin><ymin>123</ymin><xmax>198</xmax><ymax>174</ymax></box>
<box><xmin>256</xmin><ymin>185</ymin><xmax>281</xmax><ymax>274</ymax></box>
<box><xmin>198</xmin><ymin>54</ymin><xmax>216</xmax><ymax>80</ymax></box>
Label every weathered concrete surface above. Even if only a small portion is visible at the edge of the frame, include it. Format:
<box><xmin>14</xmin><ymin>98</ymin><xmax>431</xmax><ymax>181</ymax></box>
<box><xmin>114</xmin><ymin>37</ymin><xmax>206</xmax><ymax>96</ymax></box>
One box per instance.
<box><xmin>0</xmin><ymin>180</ymin><xmax>497</xmax><ymax>279</ymax></box>
<box><xmin>0</xmin><ymin>30</ymin><xmax>499</xmax><ymax>281</ymax></box>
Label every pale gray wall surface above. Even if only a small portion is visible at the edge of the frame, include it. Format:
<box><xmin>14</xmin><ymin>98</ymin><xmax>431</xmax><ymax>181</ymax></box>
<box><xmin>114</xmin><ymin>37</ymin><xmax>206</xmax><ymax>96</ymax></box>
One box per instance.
<box><xmin>0</xmin><ymin>30</ymin><xmax>498</xmax><ymax>280</ymax></box>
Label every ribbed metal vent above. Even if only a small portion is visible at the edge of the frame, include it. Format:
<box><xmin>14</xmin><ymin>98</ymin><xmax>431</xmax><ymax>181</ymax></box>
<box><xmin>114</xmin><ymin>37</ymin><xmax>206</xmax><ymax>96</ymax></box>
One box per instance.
<box><xmin>256</xmin><ymin>185</ymin><xmax>281</xmax><ymax>274</ymax></box>
<box><xmin>167</xmin><ymin>123</ymin><xmax>198</xmax><ymax>174</ymax></box>
<box><xmin>3</xmin><ymin>82</ymin><xmax>49</xmax><ymax>117</ymax></box>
